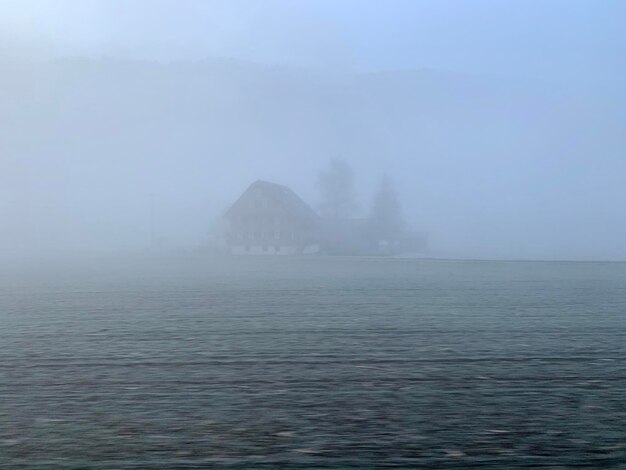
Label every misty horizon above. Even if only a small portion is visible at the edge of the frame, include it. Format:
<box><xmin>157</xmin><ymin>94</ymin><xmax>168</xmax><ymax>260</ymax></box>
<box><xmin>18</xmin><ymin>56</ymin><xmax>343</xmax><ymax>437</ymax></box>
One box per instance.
<box><xmin>4</xmin><ymin>3</ymin><xmax>626</xmax><ymax>468</ymax></box>
<box><xmin>2</xmin><ymin>0</ymin><xmax>626</xmax><ymax>261</ymax></box>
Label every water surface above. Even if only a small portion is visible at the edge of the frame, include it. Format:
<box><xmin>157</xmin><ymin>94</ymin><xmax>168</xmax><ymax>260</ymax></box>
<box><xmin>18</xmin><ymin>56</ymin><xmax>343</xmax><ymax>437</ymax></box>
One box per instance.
<box><xmin>2</xmin><ymin>256</ymin><xmax>626</xmax><ymax>468</ymax></box>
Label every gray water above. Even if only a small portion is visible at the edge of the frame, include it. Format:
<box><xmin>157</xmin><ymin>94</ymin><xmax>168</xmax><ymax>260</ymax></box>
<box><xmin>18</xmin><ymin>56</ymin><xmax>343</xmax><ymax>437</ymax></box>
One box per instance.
<box><xmin>2</xmin><ymin>256</ymin><xmax>626</xmax><ymax>468</ymax></box>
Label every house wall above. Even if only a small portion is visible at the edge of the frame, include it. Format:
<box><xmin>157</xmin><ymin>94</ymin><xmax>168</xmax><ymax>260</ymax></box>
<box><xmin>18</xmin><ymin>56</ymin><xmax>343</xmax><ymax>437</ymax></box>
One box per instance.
<box><xmin>222</xmin><ymin>181</ymin><xmax>320</xmax><ymax>255</ymax></box>
<box><xmin>225</xmin><ymin>212</ymin><xmax>316</xmax><ymax>255</ymax></box>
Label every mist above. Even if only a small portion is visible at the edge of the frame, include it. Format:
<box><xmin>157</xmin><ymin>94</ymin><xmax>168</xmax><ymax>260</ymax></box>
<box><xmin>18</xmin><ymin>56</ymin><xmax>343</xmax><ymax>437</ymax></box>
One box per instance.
<box><xmin>2</xmin><ymin>0</ymin><xmax>626</xmax><ymax>261</ymax></box>
<box><xmin>5</xmin><ymin>4</ymin><xmax>626</xmax><ymax>467</ymax></box>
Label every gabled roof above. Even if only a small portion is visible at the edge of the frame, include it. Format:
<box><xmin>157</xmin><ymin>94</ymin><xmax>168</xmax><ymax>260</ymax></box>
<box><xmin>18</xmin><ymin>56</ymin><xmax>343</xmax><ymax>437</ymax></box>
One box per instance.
<box><xmin>224</xmin><ymin>180</ymin><xmax>319</xmax><ymax>220</ymax></box>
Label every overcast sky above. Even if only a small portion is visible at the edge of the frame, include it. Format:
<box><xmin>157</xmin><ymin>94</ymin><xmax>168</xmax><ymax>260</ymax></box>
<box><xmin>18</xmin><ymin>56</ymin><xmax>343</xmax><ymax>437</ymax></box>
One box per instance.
<box><xmin>3</xmin><ymin>0</ymin><xmax>626</xmax><ymax>94</ymax></box>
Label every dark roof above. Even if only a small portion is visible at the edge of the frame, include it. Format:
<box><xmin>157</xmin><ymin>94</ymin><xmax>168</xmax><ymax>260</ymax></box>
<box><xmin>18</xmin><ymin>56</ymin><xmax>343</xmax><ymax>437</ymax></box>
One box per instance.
<box><xmin>224</xmin><ymin>180</ymin><xmax>319</xmax><ymax>220</ymax></box>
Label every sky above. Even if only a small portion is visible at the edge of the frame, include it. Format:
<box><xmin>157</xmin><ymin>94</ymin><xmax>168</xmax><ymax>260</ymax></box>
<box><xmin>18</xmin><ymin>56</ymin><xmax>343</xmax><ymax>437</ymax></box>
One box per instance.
<box><xmin>2</xmin><ymin>0</ymin><xmax>626</xmax><ymax>93</ymax></box>
<box><xmin>1</xmin><ymin>0</ymin><xmax>625</xmax><ymax>260</ymax></box>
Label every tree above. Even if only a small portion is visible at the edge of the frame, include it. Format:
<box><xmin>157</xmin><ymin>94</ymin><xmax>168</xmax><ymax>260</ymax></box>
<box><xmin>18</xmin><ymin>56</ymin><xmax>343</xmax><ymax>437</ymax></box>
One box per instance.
<box><xmin>317</xmin><ymin>158</ymin><xmax>358</xmax><ymax>219</ymax></box>
<box><xmin>369</xmin><ymin>175</ymin><xmax>405</xmax><ymax>242</ymax></box>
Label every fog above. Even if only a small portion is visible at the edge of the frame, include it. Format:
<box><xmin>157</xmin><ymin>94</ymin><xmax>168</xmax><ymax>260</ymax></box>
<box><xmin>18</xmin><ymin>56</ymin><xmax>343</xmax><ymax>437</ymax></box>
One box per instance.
<box><xmin>2</xmin><ymin>0</ymin><xmax>626</xmax><ymax>260</ymax></box>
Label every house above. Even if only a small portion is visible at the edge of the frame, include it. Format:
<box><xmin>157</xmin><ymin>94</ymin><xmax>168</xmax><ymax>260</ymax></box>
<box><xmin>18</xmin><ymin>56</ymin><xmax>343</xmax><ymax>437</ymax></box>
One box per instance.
<box><xmin>219</xmin><ymin>179</ymin><xmax>428</xmax><ymax>256</ymax></box>
<box><xmin>221</xmin><ymin>180</ymin><xmax>320</xmax><ymax>255</ymax></box>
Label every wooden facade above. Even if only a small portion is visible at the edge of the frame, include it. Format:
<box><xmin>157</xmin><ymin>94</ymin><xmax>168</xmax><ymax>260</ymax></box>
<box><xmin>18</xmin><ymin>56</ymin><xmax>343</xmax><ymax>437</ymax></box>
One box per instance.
<box><xmin>222</xmin><ymin>180</ymin><xmax>320</xmax><ymax>255</ymax></box>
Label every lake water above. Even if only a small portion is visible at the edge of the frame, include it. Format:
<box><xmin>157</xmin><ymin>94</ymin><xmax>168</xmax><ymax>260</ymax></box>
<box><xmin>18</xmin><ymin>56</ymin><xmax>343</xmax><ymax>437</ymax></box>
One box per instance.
<box><xmin>2</xmin><ymin>256</ymin><xmax>626</xmax><ymax>468</ymax></box>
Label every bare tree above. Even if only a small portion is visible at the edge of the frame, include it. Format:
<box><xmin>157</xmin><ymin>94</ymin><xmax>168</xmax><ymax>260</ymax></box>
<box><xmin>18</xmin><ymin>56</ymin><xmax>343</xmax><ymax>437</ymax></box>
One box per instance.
<box><xmin>317</xmin><ymin>158</ymin><xmax>358</xmax><ymax>219</ymax></box>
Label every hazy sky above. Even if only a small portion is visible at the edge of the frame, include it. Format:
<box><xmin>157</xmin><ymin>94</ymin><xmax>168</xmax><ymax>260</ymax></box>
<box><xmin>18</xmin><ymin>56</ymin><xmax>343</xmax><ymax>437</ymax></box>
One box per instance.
<box><xmin>3</xmin><ymin>0</ymin><xmax>626</xmax><ymax>93</ymax></box>
<box><xmin>1</xmin><ymin>1</ymin><xmax>625</xmax><ymax>260</ymax></box>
